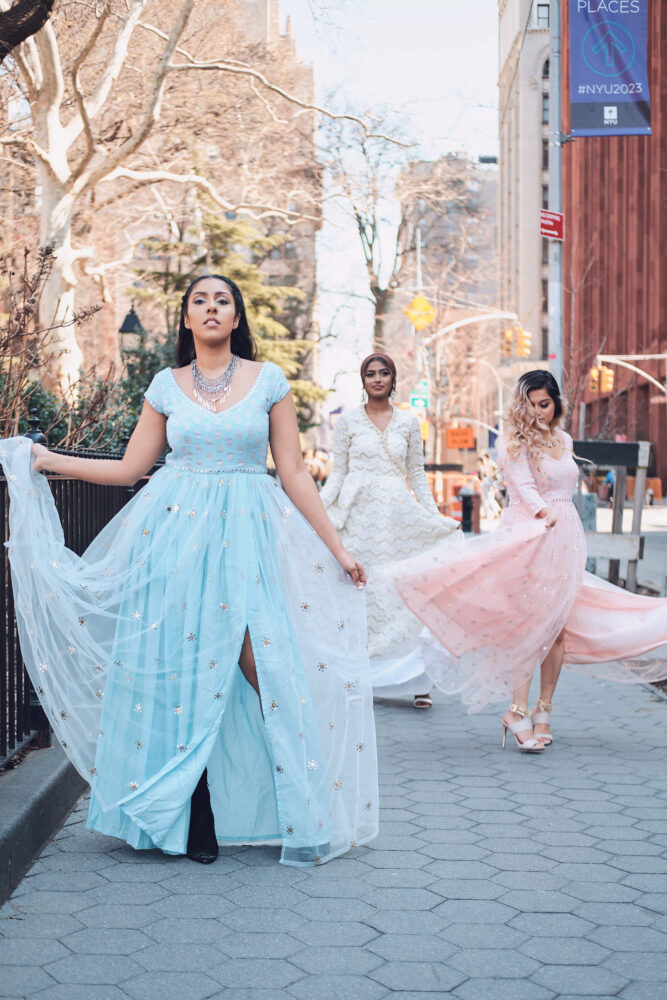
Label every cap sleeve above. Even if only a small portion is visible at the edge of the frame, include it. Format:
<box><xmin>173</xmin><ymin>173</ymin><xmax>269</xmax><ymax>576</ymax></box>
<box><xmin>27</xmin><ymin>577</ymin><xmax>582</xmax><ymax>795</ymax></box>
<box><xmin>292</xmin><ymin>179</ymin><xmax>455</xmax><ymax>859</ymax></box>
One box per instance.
<box><xmin>144</xmin><ymin>369</ymin><xmax>167</xmax><ymax>415</ymax></box>
<box><xmin>267</xmin><ymin>363</ymin><xmax>291</xmax><ymax>408</ymax></box>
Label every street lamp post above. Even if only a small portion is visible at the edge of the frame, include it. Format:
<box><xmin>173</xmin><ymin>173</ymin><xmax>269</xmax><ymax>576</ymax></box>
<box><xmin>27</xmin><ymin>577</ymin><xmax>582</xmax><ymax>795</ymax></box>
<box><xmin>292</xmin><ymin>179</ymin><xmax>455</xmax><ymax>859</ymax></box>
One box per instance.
<box><xmin>119</xmin><ymin>306</ymin><xmax>146</xmax><ymax>354</ymax></box>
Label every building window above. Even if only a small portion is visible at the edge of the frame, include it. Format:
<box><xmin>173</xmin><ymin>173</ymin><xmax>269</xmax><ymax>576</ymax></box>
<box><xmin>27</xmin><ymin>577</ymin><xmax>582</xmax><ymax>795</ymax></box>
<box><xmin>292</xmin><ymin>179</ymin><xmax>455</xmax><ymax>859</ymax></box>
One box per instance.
<box><xmin>542</xmin><ymin>58</ymin><xmax>550</xmax><ymax>80</ymax></box>
<box><xmin>542</xmin><ymin>184</ymin><xmax>549</xmax><ymax>209</ymax></box>
<box><xmin>542</xmin><ymin>279</ymin><xmax>549</xmax><ymax>313</ymax></box>
<box><xmin>542</xmin><ymin>93</ymin><xmax>549</xmax><ymax>124</ymax></box>
<box><xmin>536</xmin><ymin>4</ymin><xmax>549</xmax><ymax>28</ymax></box>
<box><xmin>542</xmin><ymin>138</ymin><xmax>549</xmax><ymax>170</ymax></box>
<box><xmin>284</xmin><ymin>242</ymin><xmax>297</xmax><ymax>260</ymax></box>
<box><xmin>542</xmin><ymin>238</ymin><xmax>549</xmax><ymax>266</ymax></box>
<box><xmin>269</xmin><ymin>247</ymin><xmax>282</xmax><ymax>260</ymax></box>
<box><xmin>541</xmin><ymin>327</ymin><xmax>549</xmax><ymax>360</ymax></box>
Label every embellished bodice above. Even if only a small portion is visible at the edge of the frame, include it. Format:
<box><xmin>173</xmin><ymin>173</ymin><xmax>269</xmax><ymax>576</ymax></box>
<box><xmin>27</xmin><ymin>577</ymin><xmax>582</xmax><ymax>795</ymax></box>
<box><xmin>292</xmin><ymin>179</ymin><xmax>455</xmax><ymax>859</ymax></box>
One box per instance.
<box><xmin>498</xmin><ymin>430</ymin><xmax>579</xmax><ymax>514</ymax></box>
<box><xmin>144</xmin><ymin>363</ymin><xmax>290</xmax><ymax>474</ymax></box>
<box><xmin>321</xmin><ymin>406</ymin><xmax>438</xmax><ymax>509</ymax></box>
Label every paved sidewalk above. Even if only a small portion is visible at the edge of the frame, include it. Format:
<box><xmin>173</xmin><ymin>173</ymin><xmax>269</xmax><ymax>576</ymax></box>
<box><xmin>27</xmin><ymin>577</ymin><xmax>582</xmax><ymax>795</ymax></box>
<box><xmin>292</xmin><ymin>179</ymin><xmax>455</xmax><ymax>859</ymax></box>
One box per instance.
<box><xmin>1</xmin><ymin>672</ymin><xmax>667</xmax><ymax>1000</ymax></box>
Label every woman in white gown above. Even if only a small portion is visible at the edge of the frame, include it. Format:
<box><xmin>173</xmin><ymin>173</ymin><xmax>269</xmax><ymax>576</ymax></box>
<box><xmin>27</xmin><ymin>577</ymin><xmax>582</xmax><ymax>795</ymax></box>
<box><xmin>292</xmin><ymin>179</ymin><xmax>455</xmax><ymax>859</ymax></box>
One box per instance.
<box><xmin>321</xmin><ymin>354</ymin><xmax>459</xmax><ymax>707</ymax></box>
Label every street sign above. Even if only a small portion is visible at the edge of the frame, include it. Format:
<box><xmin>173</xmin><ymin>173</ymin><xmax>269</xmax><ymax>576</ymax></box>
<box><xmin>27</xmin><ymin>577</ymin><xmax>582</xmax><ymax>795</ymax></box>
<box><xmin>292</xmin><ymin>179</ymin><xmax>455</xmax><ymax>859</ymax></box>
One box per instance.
<box><xmin>404</xmin><ymin>295</ymin><xmax>436</xmax><ymax>331</ymax></box>
<box><xmin>446</xmin><ymin>426</ymin><xmax>475</xmax><ymax>450</ymax></box>
<box><xmin>410</xmin><ymin>378</ymin><xmax>430</xmax><ymax>411</ymax></box>
<box><xmin>540</xmin><ymin>209</ymin><xmax>565</xmax><ymax>241</ymax></box>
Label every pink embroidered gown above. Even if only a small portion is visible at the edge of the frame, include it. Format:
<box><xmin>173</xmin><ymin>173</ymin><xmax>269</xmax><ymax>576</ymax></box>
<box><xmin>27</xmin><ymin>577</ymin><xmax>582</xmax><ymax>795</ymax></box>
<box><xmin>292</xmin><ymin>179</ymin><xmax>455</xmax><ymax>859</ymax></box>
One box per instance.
<box><xmin>383</xmin><ymin>429</ymin><xmax>667</xmax><ymax>712</ymax></box>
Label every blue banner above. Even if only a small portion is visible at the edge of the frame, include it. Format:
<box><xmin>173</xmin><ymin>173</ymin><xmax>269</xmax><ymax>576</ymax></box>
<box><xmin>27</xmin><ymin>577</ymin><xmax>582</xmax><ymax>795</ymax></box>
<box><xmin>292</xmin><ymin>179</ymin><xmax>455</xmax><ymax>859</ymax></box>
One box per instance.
<box><xmin>569</xmin><ymin>1</ymin><xmax>651</xmax><ymax>137</ymax></box>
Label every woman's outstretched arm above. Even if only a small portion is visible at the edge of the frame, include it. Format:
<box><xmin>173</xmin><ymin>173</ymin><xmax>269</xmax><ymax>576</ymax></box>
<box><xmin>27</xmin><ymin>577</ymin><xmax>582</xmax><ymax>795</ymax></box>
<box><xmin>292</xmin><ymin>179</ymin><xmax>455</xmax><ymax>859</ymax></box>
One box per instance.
<box><xmin>32</xmin><ymin>401</ymin><xmax>167</xmax><ymax>487</ymax></box>
<box><xmin>269</xmin><ymin>392</ymin><xmax>366</xmax><ymax>587</ymax></box>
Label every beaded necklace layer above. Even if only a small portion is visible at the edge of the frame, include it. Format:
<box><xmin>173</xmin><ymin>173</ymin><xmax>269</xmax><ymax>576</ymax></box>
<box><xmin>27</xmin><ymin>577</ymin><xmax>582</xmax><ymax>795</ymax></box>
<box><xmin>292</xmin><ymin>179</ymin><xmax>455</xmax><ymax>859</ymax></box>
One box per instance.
<box><xmin>191</xmin><ymin>355</ymin><xmax>241</xmax><ymax>412</ymax></box>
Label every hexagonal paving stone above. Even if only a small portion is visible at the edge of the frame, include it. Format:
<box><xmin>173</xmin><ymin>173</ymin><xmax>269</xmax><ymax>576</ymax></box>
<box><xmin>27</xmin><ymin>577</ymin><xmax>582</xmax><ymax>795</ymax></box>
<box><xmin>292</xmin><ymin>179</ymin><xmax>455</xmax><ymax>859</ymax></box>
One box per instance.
<box><xmin>519</xmin><ymin>935</ymin><xmax>611</xmax><ymax>964</ymax></box>
<box><xmin>434</xmin><ymin>899</ymin><xmax>518</xmax><ymax>924</ymax></box>
<box><xmin>146</xmin><ymin>917</ymin><xmax>233</xmax><ymax>945</ymax></box>
<box><xmin>366</xmin><ymin>933</ymin><xmax>456</xmax><ymax>963</ymax></box>
<box><xmin>218</xmin><ymin>932</ymin><xmax>301</xmax><ymax>959</ymax></box>
<box><xmin>509</xmin><ymin>912</ymin><xmax>596</xmax><ymax>937</ymax></box>
<box><xmin>604</xmin><ymin>952</ymin><xmax>667</xmax><ymax>980</ymax></box>
<box><xmin>360</xmin><ymin>888</ymin><xmax>440</xmax><ymax>911</ymax></box>
<box><xmin>532</xmin><ymin>964</ymin><xmax>629</xmax><ymax>995</ymax></box>
<box><xmin>122</xmin><ymin>970</ymin><xmax>222</xmax><ymax>1000</ymax></box>
<box><xmin>290</xmin><ymin>944</ymin><xmax>382</xmax><ymax>975</ymax></box>
<box><xmin>287</xmin><ymin>974</ymin><xmax>388</xmax><ymax>1000</ymax></box>
<box><xmin>364</xmin><ymin>909</ymin><xmax>450</xmax><ymax>936</ymax></box>
<box><xmin>440</xmin><ymin>922</ymin><xmax>528</xmax><ymax>949</ymax></box>
<box><xmin>43</xmin><ymin>954</ymin><xmax>145</xmax><ymax>986</ymax></box>
<box><xmin>59</xmin><ymin>927</ymin><xmax>152</xmax><ymax>955</ymax></box>
<box><xmin>587</xmin><ymin>925</ymin><xmax>667</xmax><ymax>951</ymax></box>
<box><xmin>452</xmin><ymin>978</ymin><xmax>556</xmax><ymax>1000</ymax></box>
<box><xmin>447</xmin><ymin>948</ymin><xmax>540</xmax><ymax>979</ymax></box>
<box><xmin>369</xmin><ymin>960</ymin><xmax>466</xmax><ymax>992</ymax></box>
<box><xmin>0</xmin><ymin>938</ymin><xmax>69</xmax><ymax>964</ymax></box>
<box><xmin>150</xmin><ymin>891</ymin><xmax>236</xmax><ymax>919</ymax></box>
<box><xmin>221</xmin><ymin>907</ymin><xmax>307</xmax><ymax>934</ymax></box>
<box><xmin>0</xmin><ymin>963</ymin><xmax>55</xmax><ymax>997</ymax></box>
<box><xmin>209</xmin><ymin>958</ymin><xmax>301</xmax><ymax>989</ymax></box>
<box><xmin>75</xmin><ymin>903</ymin><xmax>163</xmax><ymax>929</ymax></box>
<box><xmin>294</xmin><ymin>897</ymin><xmax>377</xmax><ymax>922</ymax></box>
<box><xmin>133</xmin><ymin>942</ymin><xmax>227</xmax><ymax>972</ymax></box>
<box><xmin>618</xmin><ymin>984</ymin><xmax>667</xmax><ymax>1000</ymax></box>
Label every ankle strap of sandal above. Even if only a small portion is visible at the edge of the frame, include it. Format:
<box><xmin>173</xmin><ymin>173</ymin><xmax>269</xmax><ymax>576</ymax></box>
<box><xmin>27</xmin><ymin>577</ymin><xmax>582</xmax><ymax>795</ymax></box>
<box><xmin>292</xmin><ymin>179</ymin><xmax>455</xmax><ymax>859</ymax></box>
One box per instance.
<box><xmin>535</xmin><ymin>698</ymin><xmax>553</xmax><ymax>713</ymax></box>
<box><xmin>509</xmin><ymin>704</ymin><xmax>530</xmax><ymax>718</ymax></box>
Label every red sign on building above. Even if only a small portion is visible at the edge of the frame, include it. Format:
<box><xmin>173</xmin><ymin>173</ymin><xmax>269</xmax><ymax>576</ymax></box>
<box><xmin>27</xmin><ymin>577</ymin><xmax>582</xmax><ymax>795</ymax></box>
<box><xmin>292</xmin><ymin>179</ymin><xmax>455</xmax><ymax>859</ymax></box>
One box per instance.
<box><xmin>540</xmin><ymin>209</ymin><xmax>565</xmax><ymax>241</ymax></box>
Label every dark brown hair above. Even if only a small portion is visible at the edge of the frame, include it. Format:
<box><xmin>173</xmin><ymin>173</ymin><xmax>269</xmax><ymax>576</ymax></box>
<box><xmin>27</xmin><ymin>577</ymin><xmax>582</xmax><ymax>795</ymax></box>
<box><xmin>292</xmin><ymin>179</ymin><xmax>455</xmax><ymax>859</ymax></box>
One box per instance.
<box><xmin>175</xmin><ymin>275</ymin><xmax>257</xmax><ymax>366</ymax></box>
<box><xmin>360</xmin><ymin>353</ymin><xmax>397</xmax><ymax>394</ymax></box>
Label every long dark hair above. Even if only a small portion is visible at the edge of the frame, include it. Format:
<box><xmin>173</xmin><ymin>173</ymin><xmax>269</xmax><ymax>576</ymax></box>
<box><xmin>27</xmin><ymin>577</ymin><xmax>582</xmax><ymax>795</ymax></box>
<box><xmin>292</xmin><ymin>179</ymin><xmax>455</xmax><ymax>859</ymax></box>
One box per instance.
<box><xmin>175</xmin><ymin>275</ymin><xmax>257</xmax><ymax>366</ymax></box>
<box><xmin>515</xmin><ymin>369</ymin><xmax>563</xmax><ymax>422</ymax></box>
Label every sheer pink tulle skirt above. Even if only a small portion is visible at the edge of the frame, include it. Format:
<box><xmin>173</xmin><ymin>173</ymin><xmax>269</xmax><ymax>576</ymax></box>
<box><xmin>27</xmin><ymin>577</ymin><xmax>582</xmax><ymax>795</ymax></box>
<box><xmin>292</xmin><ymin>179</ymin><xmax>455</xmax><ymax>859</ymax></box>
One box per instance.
<box><xmin>379</xmin><ymin>500</ymin><xmax>667</xmax><ymax>712</ymax></box>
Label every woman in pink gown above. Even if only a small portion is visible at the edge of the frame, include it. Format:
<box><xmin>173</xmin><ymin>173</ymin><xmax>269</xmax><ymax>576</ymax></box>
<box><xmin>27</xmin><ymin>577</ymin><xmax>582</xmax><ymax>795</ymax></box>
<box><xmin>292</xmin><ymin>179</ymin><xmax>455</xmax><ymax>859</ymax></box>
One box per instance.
<box><xmin>385</xmin><ymin>370</ymin><xmax>667</xmax><ymax>750</ymax></box>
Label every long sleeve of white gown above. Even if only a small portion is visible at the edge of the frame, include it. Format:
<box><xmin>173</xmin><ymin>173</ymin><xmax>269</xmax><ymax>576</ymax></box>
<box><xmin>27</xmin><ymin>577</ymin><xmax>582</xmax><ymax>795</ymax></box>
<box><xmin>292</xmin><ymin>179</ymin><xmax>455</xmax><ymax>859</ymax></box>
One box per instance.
<box><xmin>405</xmin><ymin>418</ymin><xmax>440</xmax><ymax>512</ymax></box>
<box><xmin>320</xmin><ymin>415</ymin><xmax>350</xmax><ymax>508</ymax></box>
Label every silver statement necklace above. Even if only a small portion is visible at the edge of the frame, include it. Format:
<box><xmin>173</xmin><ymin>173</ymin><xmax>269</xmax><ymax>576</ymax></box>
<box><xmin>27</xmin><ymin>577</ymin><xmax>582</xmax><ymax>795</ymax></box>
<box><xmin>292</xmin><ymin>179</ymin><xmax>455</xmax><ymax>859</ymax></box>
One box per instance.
<box><xmin>543</xmin><ymin>433</ymin><xmax>559</xmax><ymax>449</ymax></box>
<box><xmin>191</xmin><ymin>355</ymin><xmax>241</xmax><ymax>412</ymax></box>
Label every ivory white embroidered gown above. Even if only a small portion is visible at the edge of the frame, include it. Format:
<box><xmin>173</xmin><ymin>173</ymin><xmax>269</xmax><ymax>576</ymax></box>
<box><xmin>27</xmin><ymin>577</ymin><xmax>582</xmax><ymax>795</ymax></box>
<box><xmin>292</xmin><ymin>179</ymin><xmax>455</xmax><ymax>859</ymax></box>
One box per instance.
<box><xmin>321</xmin><ymin>406</ymin><xmax>459</xmax><ymax>697</ymax></box>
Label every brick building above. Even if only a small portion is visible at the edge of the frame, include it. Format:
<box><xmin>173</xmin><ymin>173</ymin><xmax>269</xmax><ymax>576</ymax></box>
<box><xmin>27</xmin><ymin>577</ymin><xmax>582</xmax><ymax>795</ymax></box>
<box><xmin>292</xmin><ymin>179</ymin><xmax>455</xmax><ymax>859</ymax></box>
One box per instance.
<box><xmin>561</xmin><ymin>2</ymin><xmax>667</xmax><ymax>488</ymax></box>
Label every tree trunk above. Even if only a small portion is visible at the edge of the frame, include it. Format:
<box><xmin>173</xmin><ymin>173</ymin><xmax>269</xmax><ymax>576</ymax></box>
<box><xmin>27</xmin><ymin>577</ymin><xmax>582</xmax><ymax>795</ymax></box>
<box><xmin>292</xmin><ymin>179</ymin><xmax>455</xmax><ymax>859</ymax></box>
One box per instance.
<box><xmin>39</xmin><ymin>172</ymin><xmax>83</xmax><ymax>388</ymax></box>
<box><xmin>372</xmin><ymin>287</ymin><xmax>391</xmax><ymax>351</ymax></box>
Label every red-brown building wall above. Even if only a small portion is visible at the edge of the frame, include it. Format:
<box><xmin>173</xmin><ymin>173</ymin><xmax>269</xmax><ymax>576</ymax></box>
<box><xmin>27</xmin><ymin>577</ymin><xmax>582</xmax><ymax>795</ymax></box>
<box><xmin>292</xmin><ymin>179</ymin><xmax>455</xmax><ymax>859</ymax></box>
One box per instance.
<box><xmin>561</xmin><ymin>1</ymin><xmax>667</xmax><ymax>488</ymax></box>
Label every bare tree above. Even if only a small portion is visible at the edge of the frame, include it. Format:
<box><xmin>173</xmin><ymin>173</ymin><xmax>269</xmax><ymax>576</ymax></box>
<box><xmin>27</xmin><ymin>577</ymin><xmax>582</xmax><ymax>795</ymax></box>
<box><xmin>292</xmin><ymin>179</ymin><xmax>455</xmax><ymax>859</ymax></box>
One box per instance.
<box><xmin>0</xmin><ymin>0</ymin><xmax>380</xmax><ymax>386</ymax></box>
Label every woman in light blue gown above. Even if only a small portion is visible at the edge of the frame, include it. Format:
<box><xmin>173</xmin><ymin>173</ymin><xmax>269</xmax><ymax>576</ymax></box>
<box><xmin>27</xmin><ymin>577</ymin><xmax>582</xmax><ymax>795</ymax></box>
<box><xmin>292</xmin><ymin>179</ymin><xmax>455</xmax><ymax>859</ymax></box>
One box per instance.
<box><xmin>2</xmin><ymin>275</ymin><xmax>378</xmax><ymax>867</ymax></box>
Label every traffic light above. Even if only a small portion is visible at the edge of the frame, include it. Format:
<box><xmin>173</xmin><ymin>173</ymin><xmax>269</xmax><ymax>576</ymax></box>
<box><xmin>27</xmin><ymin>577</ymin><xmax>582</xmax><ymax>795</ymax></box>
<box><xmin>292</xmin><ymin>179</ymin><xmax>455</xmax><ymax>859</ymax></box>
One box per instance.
<box><xmin>515</xmin><ymin>327</ymin><xmax>532</xmax><ymax>357</ymax></box>
<box><xmin>588</xmin><ymin>366</ymin><xmax>600</xmax><ymax>392</ymax></box>
<box><xmin>600</xmin><ymin>365</ymin><xmax>615</xmax><ymax>393</ymax></box>
<box><xmin>502</xmin><ymin>327</ymin><xmax>514</xmax><ymax>357</ymax></box>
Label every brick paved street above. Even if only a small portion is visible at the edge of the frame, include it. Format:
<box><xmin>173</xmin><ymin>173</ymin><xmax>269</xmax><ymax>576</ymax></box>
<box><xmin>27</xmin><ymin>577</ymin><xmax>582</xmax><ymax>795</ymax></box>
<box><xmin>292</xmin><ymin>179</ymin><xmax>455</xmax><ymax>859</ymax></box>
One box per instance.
<box><xmin>1</xmin><ymin>671</ymin><xmax>667</xmax><ymax>1000</ymax></box>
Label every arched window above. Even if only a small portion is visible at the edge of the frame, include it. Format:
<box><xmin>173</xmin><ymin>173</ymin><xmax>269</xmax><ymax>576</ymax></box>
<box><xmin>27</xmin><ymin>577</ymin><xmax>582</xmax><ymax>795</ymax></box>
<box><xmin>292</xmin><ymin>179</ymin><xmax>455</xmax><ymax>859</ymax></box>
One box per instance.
<box><xmin>542</xmin><ymin>59</ymin><xmax>550</xmax><ymax>80</ymax></box>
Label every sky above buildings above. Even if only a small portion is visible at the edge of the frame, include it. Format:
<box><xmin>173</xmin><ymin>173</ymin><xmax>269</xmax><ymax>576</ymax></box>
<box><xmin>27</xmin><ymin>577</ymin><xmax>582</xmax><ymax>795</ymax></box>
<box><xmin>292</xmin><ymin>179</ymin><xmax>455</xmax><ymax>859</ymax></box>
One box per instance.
<box><xmin>277</xmin><ymin>0</ymin><xmax>499</xmax><ymax>410</ymax></box>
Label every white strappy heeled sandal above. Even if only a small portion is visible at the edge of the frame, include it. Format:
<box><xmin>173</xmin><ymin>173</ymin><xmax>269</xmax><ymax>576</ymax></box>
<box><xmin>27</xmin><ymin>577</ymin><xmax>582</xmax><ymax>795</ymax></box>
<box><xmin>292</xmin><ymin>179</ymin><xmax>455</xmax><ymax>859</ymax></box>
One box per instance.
<box><xmin>502</xmin><ymin>704</ymin><xmax>545</xmax><ymax>753</ymax></box>
<box><xmin>532</xmin><ymin>698</ymin><xmax>553</xmax><ymax>746</ymax></box>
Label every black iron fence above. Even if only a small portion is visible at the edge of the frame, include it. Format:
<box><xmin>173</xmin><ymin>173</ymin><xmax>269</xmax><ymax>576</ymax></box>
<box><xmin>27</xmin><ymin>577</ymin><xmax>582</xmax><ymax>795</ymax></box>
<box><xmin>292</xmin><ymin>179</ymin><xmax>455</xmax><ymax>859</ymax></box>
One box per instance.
<box><xmin>0</xmin><ymin>436</ymin><xmax>142</xmax><ymax>765</ymax></box>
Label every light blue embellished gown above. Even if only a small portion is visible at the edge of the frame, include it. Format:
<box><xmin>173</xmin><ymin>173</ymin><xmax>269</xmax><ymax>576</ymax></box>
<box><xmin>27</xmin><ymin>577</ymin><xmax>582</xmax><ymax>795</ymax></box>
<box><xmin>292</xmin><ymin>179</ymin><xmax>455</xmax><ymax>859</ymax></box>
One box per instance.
<box><xmin>1</xmin><ymin>362</ymin><xmax>378</xmax><ymax>865</ymax></box>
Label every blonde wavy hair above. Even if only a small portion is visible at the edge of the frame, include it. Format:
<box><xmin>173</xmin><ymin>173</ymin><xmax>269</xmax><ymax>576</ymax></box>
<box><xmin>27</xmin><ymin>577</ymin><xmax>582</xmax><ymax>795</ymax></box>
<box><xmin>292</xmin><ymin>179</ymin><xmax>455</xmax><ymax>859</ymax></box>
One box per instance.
<box><xmin>504</xmin><ymin>370</ymin><xmax>567</xmax><ymax>466</ymax></box>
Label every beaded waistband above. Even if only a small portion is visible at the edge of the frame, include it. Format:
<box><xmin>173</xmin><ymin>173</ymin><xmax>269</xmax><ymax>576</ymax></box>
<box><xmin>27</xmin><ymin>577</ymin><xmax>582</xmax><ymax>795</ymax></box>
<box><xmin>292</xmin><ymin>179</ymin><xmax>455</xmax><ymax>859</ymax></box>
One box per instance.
<box><xmin>164</xmin><ymin>463</ymin><xmax>270</xmax><ymax>475</ymax></box>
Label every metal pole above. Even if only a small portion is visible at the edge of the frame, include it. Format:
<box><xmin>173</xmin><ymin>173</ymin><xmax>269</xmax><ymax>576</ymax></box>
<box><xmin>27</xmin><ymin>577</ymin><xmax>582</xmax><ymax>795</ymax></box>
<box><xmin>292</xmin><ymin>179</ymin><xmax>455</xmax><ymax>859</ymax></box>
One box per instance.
<box><xmin>416</xmin><ymin>226</ymin><xmax>423</xmax><ymax>293</ymax></box>
<box><xmin>548</xmin><ymin>0</ymin><xmax>564</xmax><ymax>390</ymax></box>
